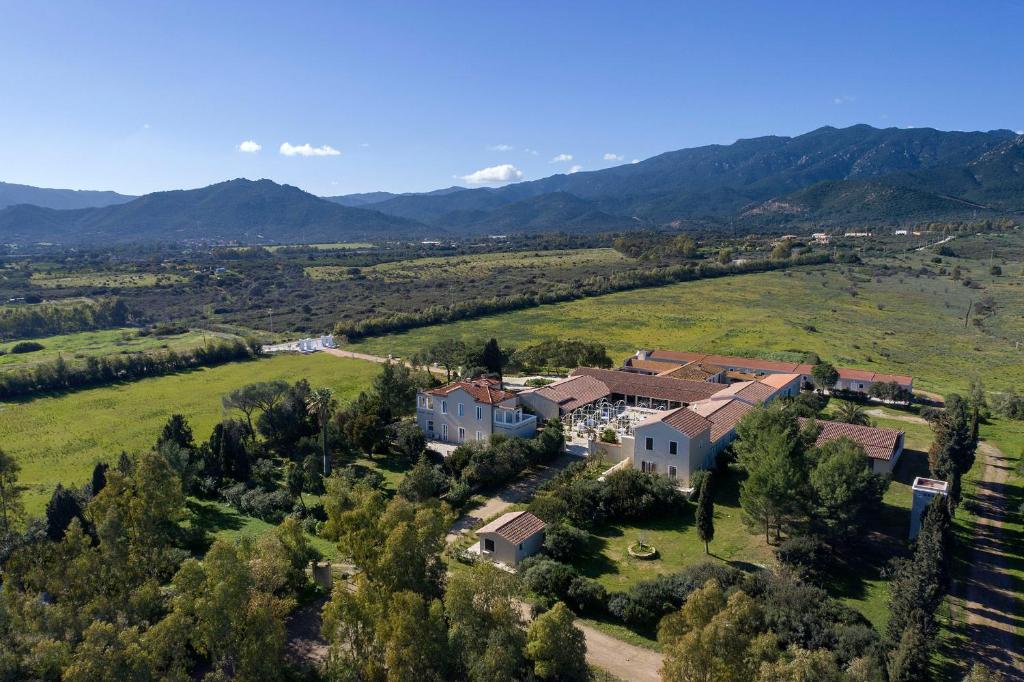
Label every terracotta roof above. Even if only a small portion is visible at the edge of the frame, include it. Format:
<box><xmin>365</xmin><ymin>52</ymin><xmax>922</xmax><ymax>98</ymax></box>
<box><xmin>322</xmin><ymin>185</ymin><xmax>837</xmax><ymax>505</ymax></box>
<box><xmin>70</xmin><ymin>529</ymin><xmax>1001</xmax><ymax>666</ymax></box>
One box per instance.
<box><xmin>658</xmin><ymin>361</ymin><xmax>725</xmax><ymax>381</ymax></box>
<box><xmin>688</xmin><ymin>398</ymin><xmax>754</xmax><ymax>442</ymax></box>
<box><xmin>799</xmin><ymin>418</ymin><xmax>904</xmax><ymax>461</ymax></box>
<box><xmin>636</xmin><ymin>406</ymin><xmax>713</xmax><ymax>437</ymax></box>
<box><xmin>570</xmin><ymin>367</ymin><xmax>723</xmax><ymax>404</ymax></box>
<box><xmin>625</xmin><ymin>358</ymin><xmax>682</xmax><ymax>374</ymax></box>
<box><xmin>758</xmin><ymin>373</ymin><xmax>801</xmax><ymax>389</ymax></box>
<box><xmin>426</xmin><ymin>377</ymin><xmax>515</xmax><ymax>405</ymax></box>
<box><xmin>641</xmin><ymin>350</ymin><xmax>913</xmax><ymax>388</ymax></box>
<box><xmin>477</xmin><ymin>511</ymin><xmax>546</xmax><ymax>544</ymax></box>
<box><xmin>711</xmin><ymin>380</ymin><xmax>779</xmax><ymax>404</ymax></box>
<box><xmin>523</xmin><ymin>375</ymin><xmax>610</xmax><ymax>413</ymax></box>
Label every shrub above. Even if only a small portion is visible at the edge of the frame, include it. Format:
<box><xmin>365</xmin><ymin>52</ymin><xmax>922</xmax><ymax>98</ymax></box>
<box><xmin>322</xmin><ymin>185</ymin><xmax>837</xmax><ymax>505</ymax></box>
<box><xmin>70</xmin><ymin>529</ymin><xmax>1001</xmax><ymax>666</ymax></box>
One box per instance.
<box><xmin>598</xmin><ymin>428</ymin><xmax>618</xmax><ymax>444</ymax></box>
<box><xmin>566</xmin><ymin>576</ymin><xmax>608</xmax><ymax>614</ymax></box>
<box><xmin>608</xmin><ymin>562</ymin><xmax>742</xmax><ymax>627</ymax></box>
<box><xmin>522</xmin><ymin>558</ymin><xmax>577</xmax><ymax>601</ymax></box>
<box><xmin>776</xmin><ymin>536</ymin><xmax>829</xmax><ymax>582</ymax></box>
<box><xmin>10</xmin><ymin>341</ymin><xmax>44</xmax><ymax>354</ymax></box>
<box><xmin>542</xmin><ymin>523</ymin><xmax>591</xmax><ymax>563</ymax></box>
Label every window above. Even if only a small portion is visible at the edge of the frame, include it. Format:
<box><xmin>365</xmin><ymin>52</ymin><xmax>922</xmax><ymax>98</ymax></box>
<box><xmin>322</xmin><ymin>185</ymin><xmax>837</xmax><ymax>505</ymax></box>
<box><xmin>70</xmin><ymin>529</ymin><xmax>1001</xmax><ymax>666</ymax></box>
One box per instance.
<box><xmin>668</xmin><ymin>465</ymin><xmax>677</xmax><ymax>478</ymax></box>
<box><xmin>427</xmin><ymin>420</ymin><xmax>434</xmax><ymax>433</ymax></box>
<box><xmin>476</xmin><ymin>406</ymin><xmax>483</xmax><ymax>420</ymax></box>
<box><xmin>483</xmin><ymin>538</ymin><xmax>494</xmax><ymax>552</ymax></box>
<box><xmin>641</xmin><ymin>461</ymin><xmax>656</xmax><ymax>473</ymax></box>
<box><xmin>442</xmin><ymin>424</ymin><xmax>448</xmax><ymax>441</ymax></box>
<box><xmin>645</xmin><ymin>437</ymin><xmax>654</xmax><ymax>451</ymax></box>
<box><xmin>458</xmin><ymin>403</ymin><xmax>464</xmax><ymax>417</ymax></box>
<box><xmin>476</xmin><ymin>431</ymin><xmax>483</xmax><ymax>441</ymax></box>
<box><xmin>458</xmin><ymin>427</ymin><xmax>465</xmax><ymax>441</ymax></box>
<box><xmin>441</xmin><ymin>400</ymin><xmax>447</xmax><ymax>414</ymax></box>
<box><xmin>669</xmin><ymin>441</ymin><xmax>678</xmax><ymax>455</ymax></box>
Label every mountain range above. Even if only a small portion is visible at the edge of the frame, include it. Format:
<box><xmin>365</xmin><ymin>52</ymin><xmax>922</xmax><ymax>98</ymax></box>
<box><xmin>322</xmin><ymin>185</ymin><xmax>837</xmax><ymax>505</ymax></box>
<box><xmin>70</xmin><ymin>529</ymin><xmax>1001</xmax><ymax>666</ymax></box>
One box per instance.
<box><xmin>2</xmin><ymin>124</ymin><xmax>1022</xmax><ymax>245</ymax></box>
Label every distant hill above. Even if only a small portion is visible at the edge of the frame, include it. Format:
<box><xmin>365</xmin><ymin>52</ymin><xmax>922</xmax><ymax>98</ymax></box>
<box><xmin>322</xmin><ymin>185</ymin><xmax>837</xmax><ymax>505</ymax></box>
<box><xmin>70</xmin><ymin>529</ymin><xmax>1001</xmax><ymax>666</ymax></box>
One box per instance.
<box><xmin>2</xmin><ymin>125</ymin><xmax>1021</xmax><ymax>245</ymax></box>
<box><xmin>0</xmin><ymin>179</ymin><xmax>430</xmax><ymax>244</ymax></box>
<box><xmin>0</xmin><ymin>181</ymin><xmax>135</xmax><ymax>210</ymax></box>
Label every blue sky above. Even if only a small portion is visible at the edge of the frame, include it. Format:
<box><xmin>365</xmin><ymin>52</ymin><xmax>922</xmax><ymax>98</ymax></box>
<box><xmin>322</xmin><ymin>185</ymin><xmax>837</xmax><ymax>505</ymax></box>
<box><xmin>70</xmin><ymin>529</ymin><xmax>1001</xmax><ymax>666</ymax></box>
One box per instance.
<box><xmin>2</xmin><ymin>1</ymin><xmax>1022</xmax><ymax>196</ymax></box>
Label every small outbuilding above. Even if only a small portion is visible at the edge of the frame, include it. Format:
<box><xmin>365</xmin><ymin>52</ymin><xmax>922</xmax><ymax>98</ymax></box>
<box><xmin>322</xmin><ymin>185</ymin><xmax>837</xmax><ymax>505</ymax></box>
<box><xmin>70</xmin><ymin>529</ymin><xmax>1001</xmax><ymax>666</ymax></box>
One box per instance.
<box><xmin>910</xmin><ymin>477</ymin><xmax>949</xmax><ymax>539</ymax></box>
<box><xmin>476</xmin><ymin>511</ymin><xmax>547</xmax><ymax>568</ymax></box>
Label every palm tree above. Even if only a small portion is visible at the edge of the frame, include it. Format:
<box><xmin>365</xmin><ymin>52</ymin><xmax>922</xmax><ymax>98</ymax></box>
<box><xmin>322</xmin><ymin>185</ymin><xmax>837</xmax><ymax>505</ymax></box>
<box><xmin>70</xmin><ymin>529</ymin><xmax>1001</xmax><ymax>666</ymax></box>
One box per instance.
<box><xmin>306</xmin><ymin>387</ymin><xmax>337</xmax><ymax>475</ymax></box>
<box><xmin>834</xmin><ymin>400</ymin><xmax>871</xmax><ymax>426</ymax></box>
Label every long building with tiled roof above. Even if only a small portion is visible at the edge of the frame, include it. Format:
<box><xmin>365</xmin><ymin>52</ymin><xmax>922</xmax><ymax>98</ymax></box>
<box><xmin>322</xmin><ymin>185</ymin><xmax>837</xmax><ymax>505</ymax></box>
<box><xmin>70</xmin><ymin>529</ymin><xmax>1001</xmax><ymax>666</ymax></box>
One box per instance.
<box><xmin>798</xmin><ymin>417</ymin><xmax>905</xmax><ymax>474</ymax></box>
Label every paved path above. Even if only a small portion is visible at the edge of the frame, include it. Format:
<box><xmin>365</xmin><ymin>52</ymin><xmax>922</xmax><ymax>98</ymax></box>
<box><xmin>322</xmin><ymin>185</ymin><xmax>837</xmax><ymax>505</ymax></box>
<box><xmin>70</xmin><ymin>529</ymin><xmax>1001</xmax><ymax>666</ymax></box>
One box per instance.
<box><xmin>957</xmin><ymin>441</ymin><xmax>1023</xmax><ymax>679</ymax></box>
<box><xmin>322</xmin><ymin>347</ymin><xmax>447</xmax><ymax>376</ymax></box>
<box><xmin>447</xmin><ymin>452</ymin><xmax>579</xmax><ymax>543</ymax></box>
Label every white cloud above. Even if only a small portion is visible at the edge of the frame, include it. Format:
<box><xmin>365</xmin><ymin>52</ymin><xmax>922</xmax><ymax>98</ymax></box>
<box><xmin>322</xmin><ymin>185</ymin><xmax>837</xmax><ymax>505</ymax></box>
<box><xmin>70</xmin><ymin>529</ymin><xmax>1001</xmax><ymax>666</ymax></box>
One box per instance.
<box><xmin>568</xmin><ymin>164</ymin><xmax>583</xmax><ymax>174</ymax></box>
<box><xmin>833</xmin><ymin>95</ymin><xmax>855</xmax><ymax>105</ymax></box>
<box><xmin>460</xmin><ymin>163</ymin><xmax>523</xmax><ymax>184</ymax></box>
<box><xmin>603</xmin><ymin>152</ymin><xmax>624</xmax><ymax>161</ymax></box>
<box><xmin>142</xmin><ymin>123</ymin><xmax>151</xmax><ymax>130</ymax></box>
<box><xmin>360</xmin><ymin>142</ymin><xmax>370</xmax><ymax>148</ymax></box>
<box><xmin>487</xmin><ymin>144</ymin><xmax>514</xmax><ymax>151</ymax></box>
<box><xmin>550</xmin><ymin>153</ymin><xmax>573</xmax><ymax>163</ymax></box>
<box><xmin>524</xmin><ymin>148</ymin><xmax>539</xmax><ymax>156</ymax></box>
<box><xmin>238</xmin><ymin>140</ymin><xmax>262</xmax><ymax>153</ymax></box>
<box><xmin>632</xmin><ymin>159</ymin><xmax>640</xmax><ymax>164</ymax></box>
<box><xmin>279</xmin><ymin>142</ymin><xmax>341</xmax><ymax>157</ymax></box>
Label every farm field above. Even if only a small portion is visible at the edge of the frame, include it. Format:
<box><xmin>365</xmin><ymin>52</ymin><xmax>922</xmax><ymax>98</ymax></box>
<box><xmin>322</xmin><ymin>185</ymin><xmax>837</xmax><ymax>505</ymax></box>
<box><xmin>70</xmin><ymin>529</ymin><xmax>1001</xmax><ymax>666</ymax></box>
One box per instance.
<box><xmin>0</xmin><ymin>353</ymin><xmax>380</xmax><ymax>513</ymax></box>
<box><xmin>30</xmin><ymin>271</ymin><xmax>188</xmax><ymax>288</ymax></box>
<box><xmin>0</xmin><ymin>327</ymin><xmax>232</xmax><ymax>371</ymax></box>
<box><xmin>264</xmin><ymin>242</ymin><xmax>374</xmax><ymax>252</ymax></box>
<box><xmin>305</xmin><ymin>247</ymin><xmax>629</xmax><ymax>282</ymax></box>
<box><xmin>353</xmin><ymin>232</ymin><xmax>1024</xmax><ymax>397</ymax></box>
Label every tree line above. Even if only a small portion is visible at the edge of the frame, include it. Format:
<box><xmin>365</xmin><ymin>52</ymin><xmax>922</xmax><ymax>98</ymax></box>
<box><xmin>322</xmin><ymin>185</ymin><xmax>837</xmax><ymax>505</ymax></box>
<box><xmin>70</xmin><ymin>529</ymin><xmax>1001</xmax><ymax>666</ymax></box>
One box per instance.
<box><xmin>335</xmin><ymin>252</ymin><xmax>832</xmax><ymax>340</ymax></box>
<box><xmin>0</xmin><ymin>337</ymin><xmax>260</xmax><ymax>400</ymax></box>
<box><xmin>0</xmin><ymin>297</ymin><xmax>131</xmax><ymax>340</ymax></box>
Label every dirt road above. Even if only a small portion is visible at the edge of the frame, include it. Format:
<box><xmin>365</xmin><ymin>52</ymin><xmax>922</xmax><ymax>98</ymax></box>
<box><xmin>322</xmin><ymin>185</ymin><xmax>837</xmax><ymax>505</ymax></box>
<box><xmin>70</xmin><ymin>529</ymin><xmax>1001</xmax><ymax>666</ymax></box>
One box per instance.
<box><xmin>958</xmin><ymin>441</ymin><xmax>1023</xmax><ymax>679</ymax></box>
<box><xmin>577</xmin><ymin>621</ymin><xmax>662</xmax><ymax>681</ymax></box>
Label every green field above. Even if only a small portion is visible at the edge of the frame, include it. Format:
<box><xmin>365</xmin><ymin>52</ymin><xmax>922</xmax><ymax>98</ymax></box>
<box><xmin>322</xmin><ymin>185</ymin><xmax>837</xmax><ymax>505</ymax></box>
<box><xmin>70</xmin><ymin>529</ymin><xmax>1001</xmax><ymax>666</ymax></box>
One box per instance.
<box><xmin>265</xmin><ymin>242</ymin><xmax>374</xmax><ymax>252</ymax></box>
<box><xmin>0</xmin><ymin>353</ymin><xmax>379</xmax><ymax>513</ymax></box>
<box><xmin>0</xmin><ymin>327</ymin><xmax>231</xmax><ymax>371</ymax></box>
<box><xmin>30</xmin><ymin>272</ymin><xmax>188</xmax><ymax>288</ymax></box>
<box><xmin>352</xmin><ymin>234</ymin><xmax>1024</xmax><ymax>397</ymax></box>
<box><xmin>306</xmin><ymin>247</ymin><xmax>628</xmax><ymax>282</ymax></box>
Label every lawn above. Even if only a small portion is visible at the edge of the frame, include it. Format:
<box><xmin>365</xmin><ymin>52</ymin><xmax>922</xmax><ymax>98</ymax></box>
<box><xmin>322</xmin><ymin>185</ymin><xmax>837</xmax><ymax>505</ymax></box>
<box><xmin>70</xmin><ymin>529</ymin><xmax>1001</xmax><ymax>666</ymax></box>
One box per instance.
<box><xmin>187</xmin><ymin>498</ymin><xmax>339</xmax><ymax>560</ymax></box>
<box><xmin>306</xmin><ymin>247</ymin><xmax>629</xmax><ymax>282</ymax></box>
<box><xmin>0</xmin><ymin>327</ymin><xmax>232</xmax><ymax>372</ymax></box>
<box><xmin>0</xmin><ymin>353</ymin><xmax>380</xmax><ymax>514</ymax></box>
<box><xmin>351</xmin><ymin>232</ymin><xmax>1024</xmax><ymax>397</ymax></box>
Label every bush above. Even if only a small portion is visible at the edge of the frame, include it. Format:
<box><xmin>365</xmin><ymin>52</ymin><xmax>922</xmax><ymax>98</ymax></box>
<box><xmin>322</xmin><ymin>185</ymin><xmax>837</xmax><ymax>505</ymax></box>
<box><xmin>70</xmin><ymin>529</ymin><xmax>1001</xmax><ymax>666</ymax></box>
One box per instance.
<box><xmin>522</xmin><ymin>558</ymin><xmax>578</xmax><ymax>602</ymax></box>
<box><xmin>542</xmin><ymin>523</ymin><xmax>591</xmax><ymax>563</ymax></box>
<box><xmin>10</xmin><ymin>341</ymin><xmax>44</xmax><ymax>354</ymax></box>
<box><xmin>566</xmin><ymin>576</ymin><xmax>608</xmax><ymax>614</ymax></box>
<box><xmin>598</xmin><ymin>428</ymin><xmax>618</xmax><ymax>444</ymax></box>
<box><xmin>776</xmin><ymin>536</ymin><xmax>829</xmax><ymax>582</ymax></box>
<box><xmin>607</xmin><ymin>562</ymin><xmax>743</xmax><ymax>627</ymax></box>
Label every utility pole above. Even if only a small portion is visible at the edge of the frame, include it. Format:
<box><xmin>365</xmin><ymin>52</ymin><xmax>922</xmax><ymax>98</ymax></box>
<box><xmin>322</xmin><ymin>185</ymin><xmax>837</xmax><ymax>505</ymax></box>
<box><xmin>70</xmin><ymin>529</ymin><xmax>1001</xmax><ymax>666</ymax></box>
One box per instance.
<box><xmin>268</xmin><ymin>308</ymin><xmax>273</xmax><ymax>336</ymax></box>
<box><xmin>964</xmin><ymin>300</ymin><xmax>973</xmax><ymax>329</ymax></box>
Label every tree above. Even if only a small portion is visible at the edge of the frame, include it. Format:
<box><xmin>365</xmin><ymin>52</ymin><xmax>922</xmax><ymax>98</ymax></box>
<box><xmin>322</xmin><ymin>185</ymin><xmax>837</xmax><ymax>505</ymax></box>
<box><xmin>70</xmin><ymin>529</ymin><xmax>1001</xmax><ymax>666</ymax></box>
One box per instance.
<box><xmin>156</xmin><ymin>414</ymin><xmax>195</xmax><ymax>452</ymax></box>
<box><xmin>525</xmin><ymin>602</ymin><xmax>588</xmax><ymax>681</ymax></box>
<box><xmin>426</xmin><ymin>338</ymin><xmax>467</xmax><ymax>382</ymax></box>
<box><xmin>809</xmin><ymin>438</ymin><xmax>886</xmax><ymax>538</ymax></box>
<box><xmin>222</xmin><ymin>381</ymin><xmax>288</xmax><ymax>435</ymax></box>
<box><xmin>389</xmin><ymin>419</ymin><xmax>426</xmax><ymax>462</ymax></box>
<box><xmin>45</xmin><ymin>484</ymin><xmax>85</xmax><ymax>541</ymax></box>
<box><xmin>927</xmin><ymin>393</ymin><xmax>975</xmax><ymax>507</ymax></box>
<box><xmin>771</xmin><ymin>239</ymin><xmax>793</xmax><ymax>260</ymax></box>
<box><xmin>673</xmin><ymin>234</ymin><xmax>698</xmax><ymax>258</ymax></box>
<box><xmin>811</xmin><ymin>361</ymin><xmax>839</xmax><ymax>393</ymax></box>
<box><xmin>373</xmin><ymin>362</ymin><xmax>418</xmax><ymax>421</ymax></box>
<box><xmin>379</xmin><ymin>591</ymin><xmax>451</xmax><ymax>682</ymax></box>
<box><xmin>89</xmin><ymin>461</ymin><xmax>109</xmax><ymax>497</ymax></box>
<box><xmin>480</xmin><ymin>338</ymin><xmax>507</xmax><ymax>386</ymax></box>
<box><xmin>886</xmin><ymin>623</ymin><xmax>929</xmax><ymax>682</ymax></box>
<box><xmin>833</xmin><ymin>400</ymin><xmax>871</xmax><ymax>426</ymax></box>
<box><xmin>695</xmin><ymin>472</ymin><xmax>715</xmax><ymax>554</ymax></box>
<box><xmin>306</xmin><ymin>386</ymin><xmax>337</xmax><ymax>475</ymax></box>
<box><xmin>397</xmin><ymin>456</ymin><xmax>449</xmax><ymax>502</ymax></box>
<box><xmin>0</xmin><ymin>449</ymin><xmax>24</xmax><ymax>535</ymax></box>
<box><xmin>734</xmin><ymin>407</ymin><xmax>813</xmax><ymax>542</ymax></box>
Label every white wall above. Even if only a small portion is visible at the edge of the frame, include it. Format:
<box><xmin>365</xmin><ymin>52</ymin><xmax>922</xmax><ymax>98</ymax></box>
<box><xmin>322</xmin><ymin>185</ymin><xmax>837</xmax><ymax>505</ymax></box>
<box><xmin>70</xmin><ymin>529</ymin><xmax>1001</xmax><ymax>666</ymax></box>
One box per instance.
<box><xmin>631</xmin><ymin>420</ymin><xmax>711</xmax><ymax>486</ymax></box>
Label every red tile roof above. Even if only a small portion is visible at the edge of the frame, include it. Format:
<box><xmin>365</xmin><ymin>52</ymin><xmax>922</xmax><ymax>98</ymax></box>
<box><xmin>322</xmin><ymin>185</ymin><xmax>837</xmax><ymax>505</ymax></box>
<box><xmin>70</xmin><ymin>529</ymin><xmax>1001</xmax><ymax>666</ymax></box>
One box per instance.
<box><xmin>523</xmin><ymin>375</ymin><xmax>610</xmax><ymax>413</ymax></box>
<box><xmin>799</xmin><ymin>418</ymin><xmax>904</xmax><ymax>461</ymax></box>
<box><xmin>477</xmin><ymin>511</ymin><xmax>546</xmax><ymax>544</ymax></box>
<box><xmin>637</xmin><ymin>406</ymin><xmax>713</xmax><ymax>437</ymax></box>
<box><xmin>658</xmin><ymin>362</ymin><xmax>725</xmax><ymax>381</ymax></box>
<box><xmin>570</xmin><ymin>367</ymin><xmax>723</xmax><ymax>404</ymax></box>
<box><xmin>625</xmin><ymin>358</ymin><xmax>683</xmax><ymax>374</ymax></box>
<box><xmin>688</xmin><ymin>398</ymin><xmax>754</xmax><ymax>442</ymax></box>
<box><xmin>426</xmin><ymin>377</ymin><xmax>515</xmax><ymax>405</ymax></box>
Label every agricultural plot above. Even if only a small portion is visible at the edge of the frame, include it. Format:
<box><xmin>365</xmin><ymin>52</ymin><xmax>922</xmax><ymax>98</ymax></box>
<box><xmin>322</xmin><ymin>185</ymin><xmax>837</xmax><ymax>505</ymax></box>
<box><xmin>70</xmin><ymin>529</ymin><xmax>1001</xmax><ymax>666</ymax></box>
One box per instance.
<box><xmin>30</xmin><ymin>271</ymin><xmax>188</xmax><ymax>288</ymax></box>
<box><xmin>353</xmin><ymin>232</ymin><xmax>1024</xmax><ymax>397</ymax></box>
<box><xmin>0</xmin><ymin>327</ymin><xmax>229</xmax><ymax>371</ymax></box>
<box><xmin>306</xmin><ymin>247</ymin><xmax>629</xmax><ymax>282</ymax></box>
<box><xmin>0</xmin><ymin>353</ymin><xmax>379</xmax><ymax>513</ymax></box>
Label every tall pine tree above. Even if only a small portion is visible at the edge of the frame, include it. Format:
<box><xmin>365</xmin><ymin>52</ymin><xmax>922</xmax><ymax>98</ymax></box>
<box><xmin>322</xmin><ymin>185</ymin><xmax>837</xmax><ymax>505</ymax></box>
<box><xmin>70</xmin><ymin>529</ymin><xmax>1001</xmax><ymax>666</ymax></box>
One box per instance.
<box><xmin>695</xmin><ymin>472</ymin><xmax>715</xmax><ymax>554</ymax></box>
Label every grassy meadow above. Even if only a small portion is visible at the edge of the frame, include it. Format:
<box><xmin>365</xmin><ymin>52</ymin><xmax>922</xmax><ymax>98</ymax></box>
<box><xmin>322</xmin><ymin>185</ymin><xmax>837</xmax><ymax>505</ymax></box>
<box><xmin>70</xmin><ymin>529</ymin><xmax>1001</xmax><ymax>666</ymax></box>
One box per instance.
<box><xmin>306</xmin><ymin>247</ymin><xmax>628</xmax><ymax>282</ymax></box>
<box><xmin>29</xmin><ymin>271</ymin><xmax>188</xmax><ymax>288</ymax></box>
<box><xmin>0</xmin><ymin>327</ymin><xmax>231</xmax><ymax>371</ymax></box>
<box><xmin>0</xmin><ymin>353</ymin><xmax>380</xmax><ymax>514</ymax></box>
<box><xmin>352</xmin><ymin>233</ymin><xmax>1024</xmax><ymax>397</ymax></box>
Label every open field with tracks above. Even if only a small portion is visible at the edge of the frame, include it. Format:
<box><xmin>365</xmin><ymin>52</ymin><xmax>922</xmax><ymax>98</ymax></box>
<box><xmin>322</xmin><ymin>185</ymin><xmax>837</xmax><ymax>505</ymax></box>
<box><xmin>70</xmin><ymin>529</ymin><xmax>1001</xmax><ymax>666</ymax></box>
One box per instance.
<box><xmin>353</xmin><ymin>232</ymin><xmax>1024</xmax><ymax>397</ymax></box>
<box><xmin>0</xmin><ymin>327</ymin><xmax>233</xmax><ymax>371</ymax></box>
<box><xmin>0</xmin><ymin>353</ymin><xmax>379</xmax><ymax>514</ymax></box>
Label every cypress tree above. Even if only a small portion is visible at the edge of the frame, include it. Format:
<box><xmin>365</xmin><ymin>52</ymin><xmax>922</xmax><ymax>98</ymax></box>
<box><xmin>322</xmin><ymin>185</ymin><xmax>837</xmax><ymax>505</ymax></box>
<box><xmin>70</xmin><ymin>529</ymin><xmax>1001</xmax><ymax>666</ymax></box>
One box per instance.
<box><xmin>45</xmin><ymin>485</ymin><xmax>85</xmax><ymax>541</ymax></box>
<box><xmin>695</xmin><ymin>473</ymin><xmax>715</xmax><ymax>554</ymax></box>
